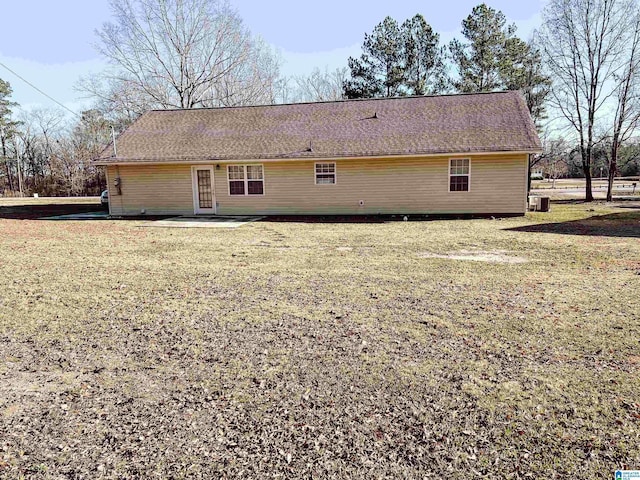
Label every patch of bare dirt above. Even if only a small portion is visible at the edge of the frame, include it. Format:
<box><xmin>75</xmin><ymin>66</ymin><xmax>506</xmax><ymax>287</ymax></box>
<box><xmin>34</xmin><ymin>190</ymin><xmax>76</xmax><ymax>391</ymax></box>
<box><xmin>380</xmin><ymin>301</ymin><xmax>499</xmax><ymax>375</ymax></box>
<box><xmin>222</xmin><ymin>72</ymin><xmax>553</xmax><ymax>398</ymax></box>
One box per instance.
<box><xmin>418</xmin><ymin>249</ymin><xmax>529</xmax><ymax>263</ymax></box>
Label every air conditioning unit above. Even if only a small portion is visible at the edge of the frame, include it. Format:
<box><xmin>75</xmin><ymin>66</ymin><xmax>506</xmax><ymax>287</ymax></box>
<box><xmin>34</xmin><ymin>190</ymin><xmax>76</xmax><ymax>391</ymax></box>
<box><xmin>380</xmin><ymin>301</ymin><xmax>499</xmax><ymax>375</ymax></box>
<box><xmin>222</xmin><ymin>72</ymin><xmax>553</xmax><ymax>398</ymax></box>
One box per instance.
<box><xmin>528</xmin><ymin>195</ymin><xmax>550</xmax><ymax>212</ymax></box>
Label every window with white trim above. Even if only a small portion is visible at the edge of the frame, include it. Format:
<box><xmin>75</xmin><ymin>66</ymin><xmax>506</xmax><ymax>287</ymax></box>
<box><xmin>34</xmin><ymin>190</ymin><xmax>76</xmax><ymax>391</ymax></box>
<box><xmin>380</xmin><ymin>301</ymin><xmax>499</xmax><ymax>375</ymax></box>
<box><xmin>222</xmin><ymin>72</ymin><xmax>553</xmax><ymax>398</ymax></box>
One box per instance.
<box><xmin>228</xmin><ymin>165</ymin><xmax>264</xmax><ymax>195</ymax></box>
<box><xmin>449</xmin><ymin>158</ymin><xmax>470</xmax><ymax>192</ymax></box>
<box><xmin>315</xmin><ymin>162</ymin><xmax>336</xmax><ymax>184</ymax></box>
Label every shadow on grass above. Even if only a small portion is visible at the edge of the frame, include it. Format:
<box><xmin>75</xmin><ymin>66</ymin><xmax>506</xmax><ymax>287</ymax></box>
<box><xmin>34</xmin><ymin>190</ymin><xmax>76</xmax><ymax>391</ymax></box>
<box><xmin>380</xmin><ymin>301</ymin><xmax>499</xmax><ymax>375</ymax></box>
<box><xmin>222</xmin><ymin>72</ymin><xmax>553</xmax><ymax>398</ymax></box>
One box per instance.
<box><xmin>506</xmin><ymin>211</ymin><xmax>640</xmax><ymax>238</ymax></box>
<box><xmin>0</xmin><ymin>203</ymin><xmax>105</xmax><ymax>220</ymax></box>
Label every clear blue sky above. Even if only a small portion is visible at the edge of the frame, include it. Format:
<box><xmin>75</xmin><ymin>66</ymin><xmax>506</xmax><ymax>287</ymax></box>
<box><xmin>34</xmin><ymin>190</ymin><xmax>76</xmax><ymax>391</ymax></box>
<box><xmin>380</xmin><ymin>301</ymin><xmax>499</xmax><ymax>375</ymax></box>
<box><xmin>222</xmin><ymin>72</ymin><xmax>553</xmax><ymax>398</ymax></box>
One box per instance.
<box><xmin>0</xmin><ymin>0</ymin><xmax>543</xmax><ymax>112</ymax></box>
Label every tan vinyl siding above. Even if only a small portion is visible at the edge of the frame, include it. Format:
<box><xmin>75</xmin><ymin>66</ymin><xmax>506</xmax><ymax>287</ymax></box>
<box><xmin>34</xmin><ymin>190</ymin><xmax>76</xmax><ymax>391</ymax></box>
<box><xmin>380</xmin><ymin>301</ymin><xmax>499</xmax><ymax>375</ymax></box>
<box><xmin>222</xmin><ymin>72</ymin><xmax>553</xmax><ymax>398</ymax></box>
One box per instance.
<box><xmin>106</xmin><ymin>164</ymin><xmax>194</xmax><ymax>215</ymax></box>
<box><xmin>215</xmin><ymin>155</ymin><xmax>528</xmax><ymax>215</ymax></box>
<box><xmin>106</xmin><ymin>154</ymin><xmax>528</xmax><ymax>216</ymax></box>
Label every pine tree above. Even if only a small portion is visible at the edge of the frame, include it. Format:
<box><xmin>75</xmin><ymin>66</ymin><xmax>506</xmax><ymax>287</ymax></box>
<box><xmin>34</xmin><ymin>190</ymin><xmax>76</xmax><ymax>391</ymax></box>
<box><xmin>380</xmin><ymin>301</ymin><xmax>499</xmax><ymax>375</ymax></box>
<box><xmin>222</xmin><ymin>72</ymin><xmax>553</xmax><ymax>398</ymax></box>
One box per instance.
<box><xmin>449</xmin><ymin>4</ymin><xmax>551</xmax><ymax>128</ymax></box>
<box><xmin>0</xmin><ymin>79</ymin><xmax>17</xmax><ymax>123</ymax></box>
<box><xmin>0</xmin><ymin>78</ymin><xmax>21</xmax><ymax>192</ymax></box>
<box><xmin>449</xmin><ymin>3</ymin><xmax>513</xmax><ymax>92</ymax></box>
<box><xmin>500</xmin><ymin>38</ymin><xmax>551</xmax><ymax>128</ymax></box>
<box><xmin>344</xmin><ymin>15</ymin><xmax>446</xmax><ymax>98</ymax></box>
<box><xmin>402</xmin><ymin>14</ymin><xmax>447</xmax><ymax>95</ymax></box>
<box><xmin>343</xmin><ymin>16</ymin><xmax>405</xmax><ymax>98</ymax></box>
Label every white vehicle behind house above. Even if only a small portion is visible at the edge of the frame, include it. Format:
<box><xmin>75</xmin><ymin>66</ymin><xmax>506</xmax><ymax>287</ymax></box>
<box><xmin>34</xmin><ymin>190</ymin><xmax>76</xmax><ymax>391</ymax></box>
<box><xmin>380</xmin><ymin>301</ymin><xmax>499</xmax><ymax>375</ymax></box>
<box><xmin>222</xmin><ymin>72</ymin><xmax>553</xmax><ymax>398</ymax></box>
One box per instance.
<box><xmin>100</xmin><ymin>190</ymin><xmax>109</xmax><ymax>209</ymax></box>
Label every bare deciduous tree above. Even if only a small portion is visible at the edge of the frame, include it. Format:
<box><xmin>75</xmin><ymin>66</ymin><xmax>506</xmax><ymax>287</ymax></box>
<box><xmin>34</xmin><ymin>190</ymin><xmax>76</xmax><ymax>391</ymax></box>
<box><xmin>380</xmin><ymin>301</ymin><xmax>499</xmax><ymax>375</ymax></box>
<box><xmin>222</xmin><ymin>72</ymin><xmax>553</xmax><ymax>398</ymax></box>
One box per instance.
<box><xmin>212</xmin><ymin>37</ymin><xmax>283</xmax><ymax>106</ymax></box>
<box><xmin>52</xmin><ymin>111</ymin><xmax>110</xmax><ymax>196</ymax></box>
<box><xmin>76</xmin><ymin>74</ymin><xmax>154</xmax><ymax>129</ymax></box>
<box><xmin>540</xmin><ymin>0</ymin><xmax>635</xmax><ymax>201</ymax></box>
<box><xmin>91</xmin><ymin>0</ymin><xmax>282</xmax><ymax>110</ymax></box>
<box><xmin>16</xmin><ymin>109</ymin><xmax>65</xmax><ymax>192</ymax></box>
<box><xmin>9</xmin><ymin>109</ymin><xmax>108</xmax><ymax>196</ymax></box>
<box><xmin>293</xmin><ymin>67</ymin><xmax>347</xmax><ymax>103</ymax></box>
<box><xmin>606</xmin><ymin>9</ymin><xmax>640</xmax><ymax>200</ymax></box>
<box><xmin>535</xmin><ymin>134</ymin><xmax>574</xmax><ymax>188</ymax></box>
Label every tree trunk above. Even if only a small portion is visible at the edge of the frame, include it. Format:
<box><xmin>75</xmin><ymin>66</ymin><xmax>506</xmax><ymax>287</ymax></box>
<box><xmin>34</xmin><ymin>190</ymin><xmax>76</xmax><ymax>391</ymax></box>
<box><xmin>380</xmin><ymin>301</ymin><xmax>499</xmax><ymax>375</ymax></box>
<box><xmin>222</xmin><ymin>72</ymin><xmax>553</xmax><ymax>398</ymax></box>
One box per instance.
<box><xmin>582</xmin><ymin>147</ymin><xmax>594</xmax><ymax>202</ymax></box>
<box><xmin>1</xmin><ymin>135</ymin><xmax>13</xmax><ymax>192</ymax></box>
<box><xmin>584</xmin><ymin>171</ymin><xmax>594</xmax><ymax>201</ymax></box>
<box><xmin>4</xmin><ymin>161</ymin><xmax>12</xmax><ymax>192</ymax></box>
<box><xmin>606</xmin><ymin>149</ymin><xmax>617</xmax><ymax>202</ymax></box>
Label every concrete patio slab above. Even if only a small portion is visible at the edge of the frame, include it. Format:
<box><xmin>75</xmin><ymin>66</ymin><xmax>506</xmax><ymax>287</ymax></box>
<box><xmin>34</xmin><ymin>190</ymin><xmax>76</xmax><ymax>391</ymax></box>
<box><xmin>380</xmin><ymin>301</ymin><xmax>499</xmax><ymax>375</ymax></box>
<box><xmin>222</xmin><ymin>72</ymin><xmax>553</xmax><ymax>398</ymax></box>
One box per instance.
<box><xmin>139</xmin><ymin>215</ymin><xmax>263</xmax><ymax>228</ymax></box>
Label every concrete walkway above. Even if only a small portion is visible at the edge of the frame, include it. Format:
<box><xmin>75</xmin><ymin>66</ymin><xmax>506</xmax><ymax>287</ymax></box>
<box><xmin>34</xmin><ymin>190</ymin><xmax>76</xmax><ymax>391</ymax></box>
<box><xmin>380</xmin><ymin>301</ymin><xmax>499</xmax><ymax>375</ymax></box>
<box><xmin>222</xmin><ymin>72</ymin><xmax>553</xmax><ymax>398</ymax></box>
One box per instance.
<box><xmin>139</xmin><ymin>215</ymin><xmax>263</xmax><ymax>228</ymax></box>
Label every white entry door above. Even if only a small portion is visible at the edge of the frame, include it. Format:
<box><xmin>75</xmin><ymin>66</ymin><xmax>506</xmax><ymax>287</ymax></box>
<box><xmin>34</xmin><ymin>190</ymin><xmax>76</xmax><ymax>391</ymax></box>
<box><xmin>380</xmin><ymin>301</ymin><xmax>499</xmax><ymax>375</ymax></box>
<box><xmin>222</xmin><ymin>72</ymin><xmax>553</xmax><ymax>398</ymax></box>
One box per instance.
<box><xmin>192</xmin><ymin>166</ymin><xmax>216</xmax><ymax>214</ymax></box>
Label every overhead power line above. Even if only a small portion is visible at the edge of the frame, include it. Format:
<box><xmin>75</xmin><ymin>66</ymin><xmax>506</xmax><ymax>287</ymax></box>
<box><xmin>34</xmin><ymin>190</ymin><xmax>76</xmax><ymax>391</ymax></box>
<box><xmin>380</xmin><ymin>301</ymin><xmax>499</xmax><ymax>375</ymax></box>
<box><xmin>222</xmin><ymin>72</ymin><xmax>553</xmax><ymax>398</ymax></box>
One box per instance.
<box><xmin>0</xmin><ymin>60</ymin><xmax>82</xmax><ymax>119</ymax></box>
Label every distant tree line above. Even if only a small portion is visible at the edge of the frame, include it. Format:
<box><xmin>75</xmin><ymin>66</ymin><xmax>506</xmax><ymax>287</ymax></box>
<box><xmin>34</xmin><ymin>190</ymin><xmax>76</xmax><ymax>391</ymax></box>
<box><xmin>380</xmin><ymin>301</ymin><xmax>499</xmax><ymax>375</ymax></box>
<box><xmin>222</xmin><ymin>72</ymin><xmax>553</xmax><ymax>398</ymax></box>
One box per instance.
<box><xmin>0</xmin><ymin>79</ymin><xmax>108</xmax><ymax>196</ymax></box>
<box><xmin>535</xmin><ymin>138</ymin><xmax>640</xmax><ymax>180</ymax></box>
<box><xmin>1</xmin><ymin>0</ymin><xmax>639</xmax><ymax>200</ymax></box>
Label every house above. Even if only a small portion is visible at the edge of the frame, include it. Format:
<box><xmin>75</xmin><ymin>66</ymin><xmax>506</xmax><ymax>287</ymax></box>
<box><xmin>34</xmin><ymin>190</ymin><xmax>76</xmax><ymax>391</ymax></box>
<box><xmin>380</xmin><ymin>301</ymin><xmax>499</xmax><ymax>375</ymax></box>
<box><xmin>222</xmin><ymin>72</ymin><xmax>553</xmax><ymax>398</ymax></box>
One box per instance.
<box><xmin>95</xmin><ymin>91</ymin><xmax>542</xmax><ymax>217</ymax></box>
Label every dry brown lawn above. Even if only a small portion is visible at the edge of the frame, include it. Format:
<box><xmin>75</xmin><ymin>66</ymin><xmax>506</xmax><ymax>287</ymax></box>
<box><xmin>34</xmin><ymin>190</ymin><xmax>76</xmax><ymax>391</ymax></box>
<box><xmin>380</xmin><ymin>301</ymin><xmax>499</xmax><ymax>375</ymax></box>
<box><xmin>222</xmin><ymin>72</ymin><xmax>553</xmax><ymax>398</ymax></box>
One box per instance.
<box><xmin>0</xmin><ymin>201</ymin><xmax>639</xmax><ymax>478</ymax></box>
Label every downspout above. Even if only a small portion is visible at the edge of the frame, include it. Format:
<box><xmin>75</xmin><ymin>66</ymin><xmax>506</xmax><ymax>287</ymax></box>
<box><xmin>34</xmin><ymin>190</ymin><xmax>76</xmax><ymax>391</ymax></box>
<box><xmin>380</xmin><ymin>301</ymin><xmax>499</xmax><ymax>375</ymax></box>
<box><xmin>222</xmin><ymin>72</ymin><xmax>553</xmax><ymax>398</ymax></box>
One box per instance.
<box><xmin>116</xmin><ymin>165</ymin><xmax>123</xmax><ymax>214</ymax></box>
<box><xmin>527</xmin><ymin>154</ymin><xmax>532</xmax><ymax>194</ymax></box>
<box><xmin>105</xmin><ymin>164</ymin><xmax>113</xmax><ymax>216</ymax></box>
<box><xmin>525</xmin><ymin>153</ymin><xmax>532</xmax><ymax>214</ymax></box>
<box><xmin>111</xmin><ymin>126</ymin><xmax>118</xmax><ymax>158</ymax></box>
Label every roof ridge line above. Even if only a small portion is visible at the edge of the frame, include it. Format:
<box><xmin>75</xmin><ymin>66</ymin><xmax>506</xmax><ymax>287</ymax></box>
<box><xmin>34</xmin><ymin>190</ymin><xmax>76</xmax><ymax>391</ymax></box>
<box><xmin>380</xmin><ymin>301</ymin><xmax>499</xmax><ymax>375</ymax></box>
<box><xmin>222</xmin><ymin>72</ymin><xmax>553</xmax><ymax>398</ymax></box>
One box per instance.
<box><xmin>147</xmin><ymin>90</ymin><xmax>516</xmax><ymax>113</ymax></box>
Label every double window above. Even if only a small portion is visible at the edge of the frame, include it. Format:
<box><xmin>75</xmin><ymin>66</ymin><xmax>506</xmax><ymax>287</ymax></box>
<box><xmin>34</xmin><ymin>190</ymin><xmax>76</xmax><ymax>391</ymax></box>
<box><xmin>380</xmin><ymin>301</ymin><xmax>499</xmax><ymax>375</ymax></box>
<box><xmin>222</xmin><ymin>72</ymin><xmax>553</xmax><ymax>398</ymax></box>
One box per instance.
<box><xmin>315</xmin><ymin>162</ymin><xmax>336</xmax><ymax>184</ymax></box>
<box><xmin>449</xmin><ymin>158</ymin><xmax>470</xmax><ymax>192</ymax></box>
<box><xmin>228</xmin><ymin>165</ymin><xmax>264</xmax><ymax>195</ymax></box>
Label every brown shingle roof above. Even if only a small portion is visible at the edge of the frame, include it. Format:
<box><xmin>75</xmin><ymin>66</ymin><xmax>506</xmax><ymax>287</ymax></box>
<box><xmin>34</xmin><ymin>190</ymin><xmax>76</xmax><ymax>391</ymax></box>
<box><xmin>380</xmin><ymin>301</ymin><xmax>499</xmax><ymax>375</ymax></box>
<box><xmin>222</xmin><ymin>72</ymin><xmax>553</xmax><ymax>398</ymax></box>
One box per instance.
<box><xmin>96</xmin><ymin>91</ymin><xmax>541</xmax><ymax>164</ymax></box>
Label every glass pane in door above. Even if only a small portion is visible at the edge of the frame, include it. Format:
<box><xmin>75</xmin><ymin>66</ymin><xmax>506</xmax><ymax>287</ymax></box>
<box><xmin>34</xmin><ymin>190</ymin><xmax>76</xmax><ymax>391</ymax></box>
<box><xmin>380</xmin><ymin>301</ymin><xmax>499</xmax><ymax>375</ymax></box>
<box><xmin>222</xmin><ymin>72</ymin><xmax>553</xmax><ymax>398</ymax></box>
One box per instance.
<box><xmin>197</xmin><ymin>170</ymin><xmax>213</xmax><ymax>209</ymax></box>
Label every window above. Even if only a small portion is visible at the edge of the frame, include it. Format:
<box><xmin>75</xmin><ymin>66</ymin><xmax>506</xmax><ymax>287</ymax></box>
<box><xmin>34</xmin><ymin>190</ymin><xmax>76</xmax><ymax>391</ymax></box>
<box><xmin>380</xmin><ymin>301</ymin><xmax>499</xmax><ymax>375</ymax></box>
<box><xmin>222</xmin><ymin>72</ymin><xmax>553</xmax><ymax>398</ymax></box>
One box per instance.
<box><xmin>228</xmin><ymin>165</ymin><xmax>264</xmax><ymax>195</ymax></box>
<box><xmin>449</xmin><ymin>158</ymin><xmax>470</xmax><ymax>192</ymax></box>
<box><xmin>315</xmin><ymin>162</ymin><xmax>336</xmax><ymax>184</ymax></box>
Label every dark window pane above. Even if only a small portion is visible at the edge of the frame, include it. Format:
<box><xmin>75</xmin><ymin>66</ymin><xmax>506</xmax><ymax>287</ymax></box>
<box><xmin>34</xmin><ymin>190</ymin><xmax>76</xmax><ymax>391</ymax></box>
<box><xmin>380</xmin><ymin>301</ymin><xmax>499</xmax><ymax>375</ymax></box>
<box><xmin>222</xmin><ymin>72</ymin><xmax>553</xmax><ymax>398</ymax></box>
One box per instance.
<box><xmin>197</xmin><ymin>170</ymin><xmax>213</xmax><ymax>208</ymax></box>
<box><xmin>316</xmin><ymin>174</ymin><xmax>335</xmax><ymax>184</ymax></box>
<box><xmin>229</xmin><ymin>181</ymin><xmax>245</xmax><ymax>195</ymax></box>
<box><xmin>450</xmin><ymin>176</ymin><xmax>469</xmax><ymax>192</ymax></box>
<box><xmin>248</xmin><ymin>180</ymin><xmax>264</xmax><ymax>195</ymax></box>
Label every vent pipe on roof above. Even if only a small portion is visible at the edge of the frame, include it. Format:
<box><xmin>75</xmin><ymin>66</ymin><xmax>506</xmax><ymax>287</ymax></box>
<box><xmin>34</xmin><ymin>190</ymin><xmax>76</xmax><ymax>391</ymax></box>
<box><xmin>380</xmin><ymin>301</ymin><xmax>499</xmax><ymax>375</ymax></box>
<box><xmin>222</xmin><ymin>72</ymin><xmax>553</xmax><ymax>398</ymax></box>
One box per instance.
<box><xmin>373</xmin><ymin>111</ymin><xmax>378</xmax><ymax>119</ymax></box>
<box><xmin>307</xmin><ymin>140</ymin><xmax>313</xmax><ymax>152</ymax></box>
